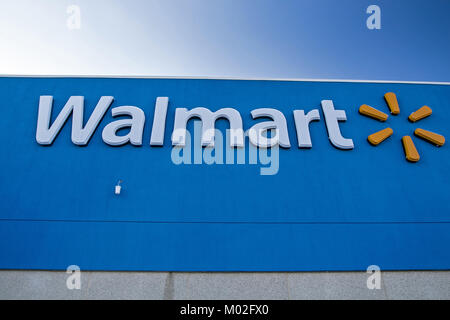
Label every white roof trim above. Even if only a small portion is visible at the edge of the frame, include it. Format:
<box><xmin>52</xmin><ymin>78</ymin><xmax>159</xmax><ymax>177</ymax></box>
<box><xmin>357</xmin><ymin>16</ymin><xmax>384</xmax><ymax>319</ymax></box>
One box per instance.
<box><xmin>0</xmin><ymin>74</ymin><xmax>449</xmax><ymax>85</ymax></box>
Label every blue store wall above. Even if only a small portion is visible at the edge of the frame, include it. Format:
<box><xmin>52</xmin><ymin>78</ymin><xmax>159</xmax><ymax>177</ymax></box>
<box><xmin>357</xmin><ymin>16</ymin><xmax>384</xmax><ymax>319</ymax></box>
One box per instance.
<box><xmin>0</xmin><ymin>77</ymin><xmax>449</xmax><ymax>271</ymax></box>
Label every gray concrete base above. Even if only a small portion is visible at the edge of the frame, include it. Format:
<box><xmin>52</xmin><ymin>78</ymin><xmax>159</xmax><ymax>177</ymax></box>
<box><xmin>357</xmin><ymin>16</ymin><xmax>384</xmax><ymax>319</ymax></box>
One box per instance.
<box><xmin>0</xmin><ymin>271</ymin><xmax>449</xmax><ymax>299</ymax></box>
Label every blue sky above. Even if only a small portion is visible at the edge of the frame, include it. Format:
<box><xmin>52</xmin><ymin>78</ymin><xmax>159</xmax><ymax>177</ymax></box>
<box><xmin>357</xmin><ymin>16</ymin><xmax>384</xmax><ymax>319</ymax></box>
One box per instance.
<box><xmin>0</xmin><ymin>0</ymin><xmax>449</xmax><ymax>81</ymax></box>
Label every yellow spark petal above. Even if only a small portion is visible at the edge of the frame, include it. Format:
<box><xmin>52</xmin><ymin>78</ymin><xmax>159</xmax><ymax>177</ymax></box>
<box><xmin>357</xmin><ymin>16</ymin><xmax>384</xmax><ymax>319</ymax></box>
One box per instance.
<box><xmin>359</xmin><ymin>104</ymin><xmax>388</xmax><ymax>121</ymax></box>
<box><xmin>368</xmin><ymin>127</ymin><xmax>393</xmax><ymax>145</ymax></box>
<box><xmin>409</xmin><ymin>106</ymin><xmax>432</xmax><ymax>122</ymax></box>
<box><xmin>401</xmin><ymin>136</ymin><xmax>420</xmax><ymax>162</ymax></box>
<box><xmin>384</xmin><ymin>92</ymin><xmax>400</xmax><ymax>115</ymax></box>
<box><xmin>414</xmin><ymin>128</ymin><xmax>445</xmax><ymax>146</ymax></box>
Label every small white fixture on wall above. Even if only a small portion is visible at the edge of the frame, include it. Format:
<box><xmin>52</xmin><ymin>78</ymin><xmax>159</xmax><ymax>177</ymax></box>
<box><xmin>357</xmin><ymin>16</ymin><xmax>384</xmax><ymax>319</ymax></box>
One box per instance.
<box><xmin>115</xmin><ymin>180</ymin><xmax>122</xmax><ymax>195</ymax></box>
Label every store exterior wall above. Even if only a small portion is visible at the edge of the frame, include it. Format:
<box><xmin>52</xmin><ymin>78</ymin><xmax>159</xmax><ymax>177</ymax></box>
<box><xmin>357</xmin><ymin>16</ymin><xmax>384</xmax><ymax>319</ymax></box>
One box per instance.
<box><xmin>1</xmin><ymin>77</ymin><xmax>449</xmax><ymax>301</ymax></box>
<box><xmin>1</xmin><ymin>271</ymin><xmax>449</xmax><ymax>300</ymax></box>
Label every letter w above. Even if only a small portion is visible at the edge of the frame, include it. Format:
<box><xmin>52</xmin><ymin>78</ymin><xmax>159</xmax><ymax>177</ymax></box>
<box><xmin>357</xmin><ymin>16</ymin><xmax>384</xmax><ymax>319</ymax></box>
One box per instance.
<box><xmin>36</xmin><ymin>96</ymin><xmax>113</xmax><ymax>145</ymax></box>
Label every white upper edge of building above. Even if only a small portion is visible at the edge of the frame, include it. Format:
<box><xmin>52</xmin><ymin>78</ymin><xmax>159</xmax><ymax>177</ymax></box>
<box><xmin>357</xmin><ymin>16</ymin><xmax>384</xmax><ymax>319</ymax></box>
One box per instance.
<box><xmin>0</xmin><ymin>74</ymin><xmax>449</xmax><ymax>85</ymax></box>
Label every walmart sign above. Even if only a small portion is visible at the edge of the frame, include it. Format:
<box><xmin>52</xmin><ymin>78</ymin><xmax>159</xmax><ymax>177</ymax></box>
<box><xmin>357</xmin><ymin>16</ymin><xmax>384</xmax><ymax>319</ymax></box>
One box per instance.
<box><xmin>36</xmin><ymin>96</ymin><xmax>353</xmax><ymax>149</ymax></box>
<box><xmin>0</xmin><ymin>76</ymin><xmax>449</xmax><ymax>271</ymax></box>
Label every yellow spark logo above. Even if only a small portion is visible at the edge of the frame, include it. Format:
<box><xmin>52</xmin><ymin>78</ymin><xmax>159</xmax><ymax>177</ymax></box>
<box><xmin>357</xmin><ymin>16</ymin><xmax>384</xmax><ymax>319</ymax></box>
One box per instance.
<box><xmin>359</xmin><ymin>92</ymin><xmax>445</xmax><ymax>162</ymax></box>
